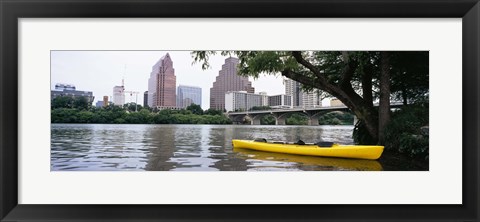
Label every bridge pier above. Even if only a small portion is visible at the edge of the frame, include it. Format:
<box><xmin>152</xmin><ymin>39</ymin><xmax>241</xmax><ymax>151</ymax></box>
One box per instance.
<box><xmin>275</xmin><ymin>117</ymin><xmax>286</xmax><ymax>125</ymax></box>
<box><xmin>251</xmin><ymin>115</ymin><xmax>262</xmax><ymax>125</ymax></box>
<box><xmin>308</xmin><ymin>117</ymin><xmax>319</xmax><ymax>126</ymax></box>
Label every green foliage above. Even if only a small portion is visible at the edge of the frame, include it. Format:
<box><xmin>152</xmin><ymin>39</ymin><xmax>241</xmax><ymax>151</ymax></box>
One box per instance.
<box><xmin>77</xmin><ymin>111</ymin><xmax>94</xmax><ymax>123</ymax></box>
<box><xmin>52</xmin><ymin>97</ymin><xmax>74</xmax><ymax>109</ymax></box>
<box><xmin>51</xmin><ymin>108</ymin><xmax>79</xmax><ymax>123</ymax></box>
<box><xmin>260</xmin><ymin>115</ymin><xmax>275</xmax><ymax>125</ymax></box>
<box><xmin>51</xmin><ymin>105</ymin><xmax>231</xmax><ymax>125</ymax></box>
<box><xmin>124</xmin><ymin>102</ymin><xmax>142</xmax><ymax>112</ymax></box>
<box><xmin>390</xmin><ymin>52</ymin><xmax>429</xmax><ymax>104</ymax></box>
<box><xmin>124</xmin><ymin>109</ymin><xmax>153</xmax><ymax>124</ymax></box>
<box><xmin>353</xmin><ymin>103</ymin><xmax>429</xmax><ymax>159</ymax></box>
<box><xmin>52</xmin><ymin>96</ymin><xmax>91</xmax><ymax>110</ymax></box>
<box><xmin>73</xmin><ymin>97</ymin><xmax>89</xmax><ymax>110</ymax></box>
<box><xmin>318</xmin><ymin>111</ymin><xmax>354</xmax><ymax>125</ymax></box>
<box><xmin>383</xmin><ymin>103</ymin><xmax>429</xmax><ymax>160</ymax></box>
<box><xmin>186</xmin><ymin>104</ymin><xmax>204</xmax><ymax>115</ymax></box>
<box><xmin>286</xmin><ymin>113</ymin><xmax>308</xmax><ymax>125</ymax></box>
<box><xmin>204</xmin><ymin>108</ymin><xmax>223</xmax><ymax>116</ymax></box>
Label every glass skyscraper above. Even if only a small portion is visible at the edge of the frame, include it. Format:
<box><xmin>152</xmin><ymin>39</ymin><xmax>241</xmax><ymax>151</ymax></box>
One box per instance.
<box><xmin>177</xmin><ymin>85</ymin><xmax>202</xmax><ymax>108</ymax></box>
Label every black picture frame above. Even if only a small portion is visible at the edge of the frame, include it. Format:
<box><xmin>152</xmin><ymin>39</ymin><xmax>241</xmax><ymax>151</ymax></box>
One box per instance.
<box><xmin>1</xmin><ymin>0</ymin><xmax>478</xmax><ymax>221</ymax></box>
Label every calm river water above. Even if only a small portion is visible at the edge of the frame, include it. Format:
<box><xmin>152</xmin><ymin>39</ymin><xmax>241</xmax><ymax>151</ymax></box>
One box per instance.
<box><xmin>51</xmin><ymin>124</ymin><xmax>426</xmax><ymax>171</ymax></box>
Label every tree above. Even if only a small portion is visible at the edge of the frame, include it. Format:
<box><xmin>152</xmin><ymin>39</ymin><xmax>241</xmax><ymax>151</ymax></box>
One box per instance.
<box><xmin>52</xmin><ymin>96</ymin><xmax>74</xmax><ymax>109</ymax></box>
<box><xmin>204</xmin><ymin>108</ymin><xmax>223</xmax><ymax>116</ymax></box>
<box><xmin>124</xmin><ymin>102</ymin><xmax>141</xmax><ymax>112</ymax></box>
<box><xmin>192</xmin><ymin>51</ymin><xmax>428</xmax><ymax>144</ymax></box>
<box><xmin>390</xmin><ymin>52</ymin><xmax>429</xmax><ymax>105</ymax></box>
<box><xmin>186</xmin><ymin>104</ymin><xmax>204</xmax><ymax>115</ymax></box>
<box><xmin>286</xmin><ymin>113</ymin><xmax>308</xmax><ymax>125</ymax></box>
<box><xmin>73</xmin><ymin>97</ymin><xmax>89</xmax><ymax>110</ymax></box>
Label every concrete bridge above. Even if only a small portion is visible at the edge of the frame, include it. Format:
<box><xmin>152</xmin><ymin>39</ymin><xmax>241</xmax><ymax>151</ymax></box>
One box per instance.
<box><xmin>227</xmin><ymin>103</ymin><xmax>403</xmax><ymax>125</ymax></box>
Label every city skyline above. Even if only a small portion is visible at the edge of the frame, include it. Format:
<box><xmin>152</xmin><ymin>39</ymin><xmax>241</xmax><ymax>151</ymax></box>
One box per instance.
<box><xmin>51</xmin><ymin>51</ymin><xmax>285</xmax><ymax>110</ymax></box>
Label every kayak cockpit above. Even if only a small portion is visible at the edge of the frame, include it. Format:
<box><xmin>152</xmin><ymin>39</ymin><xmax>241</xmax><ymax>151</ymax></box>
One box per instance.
<box><xmin>254</xmin><ymin>138</ymin><xmax>335</xmax><ymax>148</ymax></box>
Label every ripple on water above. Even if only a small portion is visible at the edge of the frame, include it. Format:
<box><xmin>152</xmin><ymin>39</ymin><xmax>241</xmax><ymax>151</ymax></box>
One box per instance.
<box><xmin>51</xmin><ymin>124</ymin><xmax>380</xmax><ymax>171</ymax></box>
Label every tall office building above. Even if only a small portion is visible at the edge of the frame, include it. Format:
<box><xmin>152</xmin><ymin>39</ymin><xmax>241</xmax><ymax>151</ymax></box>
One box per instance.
<box><xmin>143</xmin><ymin>91</ymin><xmax>148</xmax><ymax>107</ymax></box>
<box><xmin>148</xmin><ymin>53</ymin><xmax>176</xmax><ymax>108</ymax></box>
<box><xmin>259</xmin><ymin>92</ymin><xmax>269</xmax><ymax>106</ymax></box>
<box><xmin>103</xmin><ymin>96</ymin><xmax>109</xmax><ymax>107</ymax></box>
<box><xmin>113</xmin><ymin>84</ymin><xmax>125</xmax><ymax>106</ymax></box>
<box><xmin>284</xmin><ymin>78</ymin><xmax>303</xmax><ymax>107</ymax></box>
<box><xmin>177</xmin><ymin>85</ymin><xmax>202</xmax><ymax>108</ymax></box>
<box><xmin>284</xmin><ymin>78</ymin><xmax>322</xmax><ymax>108</ymax></box>
<box><xmin>210</xmin><ymin>57</ymin><xmax>254</xmax><ymax>110</ymax></box>
<box><xmin>301</xmin><ymin>91</ymin><xmax>322</xmax><ymax>108</ymax></box>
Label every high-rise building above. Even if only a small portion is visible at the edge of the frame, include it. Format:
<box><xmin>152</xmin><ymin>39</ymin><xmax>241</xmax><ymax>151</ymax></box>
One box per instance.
<box><xmin>103</xmin><ymin>96</ymin><xmax>109</xmax><ymax>107</ymax></box>
<box><xmin>259</xmin><ymin>92</ymin><xmax>269</xmax><ymax>106</ymax></box>
<box><xmin>284</xmin><ymin>78</ymin><xmax>322</xmax><ymax>108</ymax></box>
<box><xmin>225</xmin><ymin>91</ymin><xmax>263</xmax><ymax>112</ymax></box>
<box><xmin>113</xmin><ymin>85</ymin><xmax>125</xmax><ymax>106</ymax></box>
<box><xmin>301</xmin><ymin>91</ymin><xmax>322</xmax><ymax>108</ymax></box>
<box><xmin>143</xmin><ymin>91</ymin><xmax>148</xmax><ymax>107</ymax></box>
<box><xmin>210</xmin><ymin>57</ymin><xmax>254</xmax><ymax>110</ymax></box>
<box><xmin>284</xmin><ymin>78</ymin><xmax>303</xmax><ymax>107</ymax></box>
<box><xmin>148</xmin><ymin>53</ymin><xmax>176</xmax><ymax>108</ymax></box>
<box><xmin>177</xmin><ymin>85</ymin><xmax>202</xmax><ymax>108</ymax></box>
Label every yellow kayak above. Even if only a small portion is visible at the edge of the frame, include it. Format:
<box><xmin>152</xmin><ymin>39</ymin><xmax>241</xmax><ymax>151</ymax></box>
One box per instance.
<box><xmin>232</xmin><ymin>139</ymin><xmax>384</xmax><ymax>160</ymax></box>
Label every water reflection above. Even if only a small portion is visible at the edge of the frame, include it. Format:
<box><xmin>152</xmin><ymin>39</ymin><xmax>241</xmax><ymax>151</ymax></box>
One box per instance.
<box><xmin>51</xmin><ymin>124</ymin><xmax>380</xmax><ymax>171</ymax></box>
<box><xmin>234</xmin><ymin>148</ymin><xmax>382</xmax><ymax>171</ymax></box>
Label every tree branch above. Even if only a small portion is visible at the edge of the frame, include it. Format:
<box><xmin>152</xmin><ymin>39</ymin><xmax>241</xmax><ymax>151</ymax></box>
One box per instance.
<box><xmin>289</xmin><ymin>51</ymin><xmax>363</xmax><ymax>109</ymax></box>
<box><xmin>291</xmin><ymin>51</ymin><xmax>327</xmax><ymax>82</ymax></box>
<box><xmin>281</xmin><ymin>69</ymin><xmax>345</xmax><ymax>105</ymax></box>
<box><xmin>281</xmin><ymin>69</ymin><xmax>323</xmax><ymax>89</ymax></box>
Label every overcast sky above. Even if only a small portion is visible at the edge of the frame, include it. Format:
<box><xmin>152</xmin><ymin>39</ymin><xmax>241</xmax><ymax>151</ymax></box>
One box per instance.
<box><xmin>51</xmin><ymin>51</ymin><xmax>285</xmax><ymax>110</ymax></box>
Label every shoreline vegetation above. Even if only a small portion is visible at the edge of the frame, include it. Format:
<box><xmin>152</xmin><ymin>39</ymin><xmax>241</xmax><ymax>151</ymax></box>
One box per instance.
<box><xmin>51</xmin><ymin>101</ymin><xmax>231</xmax><ymax>125</ymax></box>
<box><xmin>51</xmin><ymin>99</ymin><xmax>354</xmax><ymax>125</ymax></box>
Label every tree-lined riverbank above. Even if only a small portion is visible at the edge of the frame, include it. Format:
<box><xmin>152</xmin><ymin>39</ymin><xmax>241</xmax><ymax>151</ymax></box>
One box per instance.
<box><xmin>51</xmin><ymin>102</ymin><xmax>232</xmax><ymax>124</ymax></box>
<box><xmin>51</xmin><ymin>107</ymin><xmax>233</xmax><ymax>124</ymax></box>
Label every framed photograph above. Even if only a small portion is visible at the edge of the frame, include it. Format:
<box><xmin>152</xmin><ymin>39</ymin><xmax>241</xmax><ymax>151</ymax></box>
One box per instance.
<box><xmin>1</xmin><ymin>0</ymin><xmax>478</xmax><ymax>221</ymax></box>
